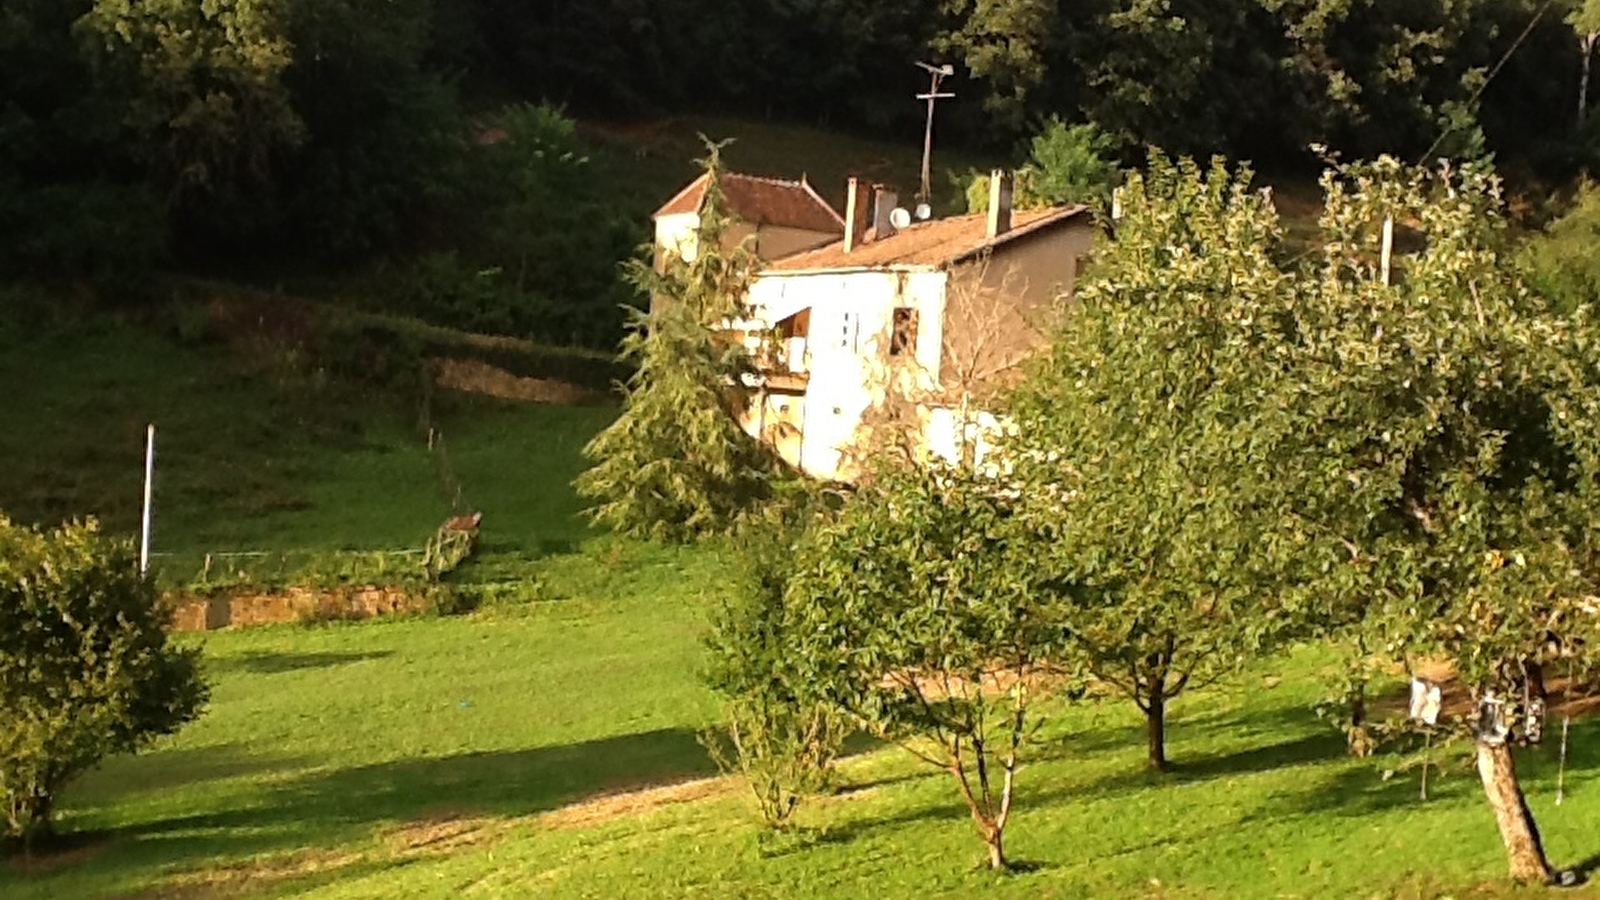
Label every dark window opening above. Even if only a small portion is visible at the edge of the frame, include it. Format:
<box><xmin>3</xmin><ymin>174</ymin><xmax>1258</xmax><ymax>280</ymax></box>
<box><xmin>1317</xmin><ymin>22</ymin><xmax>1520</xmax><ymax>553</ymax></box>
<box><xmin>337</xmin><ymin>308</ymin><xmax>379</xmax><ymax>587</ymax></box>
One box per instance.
<box><xmin>890</xmin><ymin>307</ymin><xmax>919</xmax><ymax>357</ymax></box>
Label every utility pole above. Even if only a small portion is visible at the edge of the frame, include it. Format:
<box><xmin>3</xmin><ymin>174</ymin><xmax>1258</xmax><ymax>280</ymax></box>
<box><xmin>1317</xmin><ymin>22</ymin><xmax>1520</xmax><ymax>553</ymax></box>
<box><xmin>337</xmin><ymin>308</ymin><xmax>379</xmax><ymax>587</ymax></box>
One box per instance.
<box><xmin>916</xmin><ymin>62</ymin><xmax>955</xmax><ymax>206</ymax></box>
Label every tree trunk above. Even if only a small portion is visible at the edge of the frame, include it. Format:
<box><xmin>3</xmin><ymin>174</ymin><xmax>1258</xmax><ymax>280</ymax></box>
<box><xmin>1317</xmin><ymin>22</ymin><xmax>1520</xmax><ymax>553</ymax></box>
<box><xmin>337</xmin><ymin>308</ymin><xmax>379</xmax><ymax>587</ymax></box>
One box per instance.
<box><xmin>1347</xmin><ymin>680</ymin><xmax>1373</xmax><ymax>757</ymax></box>
<box><xmin>1147</xmin><ymin>687</ymin><xmax>1168</xmax><ymax>771</ymax></box>
<box><xmin>985</xmin><ymin>825</ymin><xmax>1007</xmax><ymax>870</ymax></box>
<box><xmin>1526</xmin><ymin>661</ymin><xmax>1547</xmax><ymax>702</ymax></box>
<box><xmin>1581</xmin><ymin>37</ymin><xmax>1594</xmax><ymax>125</ymax></box>
<box><xmin>1474</xmin><ymin>740</ymin><xmax>1554</xmax><ymax>883</ymax></box>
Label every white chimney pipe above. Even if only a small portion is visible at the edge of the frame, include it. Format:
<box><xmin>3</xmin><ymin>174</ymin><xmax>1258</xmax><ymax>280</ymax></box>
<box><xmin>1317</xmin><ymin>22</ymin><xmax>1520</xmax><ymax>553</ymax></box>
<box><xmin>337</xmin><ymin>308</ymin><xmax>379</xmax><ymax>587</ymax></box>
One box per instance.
<box><xmin>987</xmin><ymin>169</ymin><xmax>1013</xmax><ymax>239</ymax></box>
<box><xmin>873</xmin><ymin>187</ymin><xmax>899</xmax><ymax>240</ymax></box>
<box><xmin>844</xmin><ymin>177</ymin><xmax>870</xmax><ymax>253</ymax></box>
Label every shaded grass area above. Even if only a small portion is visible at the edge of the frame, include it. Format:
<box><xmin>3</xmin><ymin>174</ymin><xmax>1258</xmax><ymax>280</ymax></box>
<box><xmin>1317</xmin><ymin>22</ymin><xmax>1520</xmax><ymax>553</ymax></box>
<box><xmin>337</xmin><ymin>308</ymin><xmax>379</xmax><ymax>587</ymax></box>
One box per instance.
<box><xmin>0</xmin><ymin>320</ymin><xmax>375</xmax><ymax>544</ymax></box>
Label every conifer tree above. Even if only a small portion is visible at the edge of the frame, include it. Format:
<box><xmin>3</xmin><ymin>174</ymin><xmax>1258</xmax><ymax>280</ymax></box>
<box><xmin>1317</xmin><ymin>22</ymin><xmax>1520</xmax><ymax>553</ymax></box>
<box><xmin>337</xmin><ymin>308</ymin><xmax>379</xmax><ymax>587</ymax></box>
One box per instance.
<box><xmin>575</xmin><ymin>143</ymin><xmax>786</xmax><ymax>542</ymax></box>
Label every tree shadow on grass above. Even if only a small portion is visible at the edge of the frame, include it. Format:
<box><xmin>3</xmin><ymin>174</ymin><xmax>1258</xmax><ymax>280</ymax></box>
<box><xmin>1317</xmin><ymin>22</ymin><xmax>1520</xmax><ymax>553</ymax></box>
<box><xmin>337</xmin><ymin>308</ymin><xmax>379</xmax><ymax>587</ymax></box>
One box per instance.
<box><xmin>144</xmin><ymin>726</ymin><xmax>720</xmax><ymax>837</ymax></box>
<box><xmin>1168</xmin><ymin>730</ymin><xmax>1350</xmax><ymax>781</ymax></box>
<box><xmin>207</xmin><ymin>650</ymin><xmax>395</xmax><ymax>676</ymax></box>
<box><xmin>14</xmin><ymin>727</ymin><xmax>719</xmax><ymax>894</ymax></box>
<box><xmin>813</xmin><ymin>701</ymin><xmax>1353</xmax><ymax>852</ymax></box>
<box><xmin>65</xmin><ymin>743</ymin><xmax>315</xmax><ymax>810</ymax></box>
<box><xmin>1249</xmin><ymin>716</ymin><xmax>1600</xmax><ymax>827</ymax></box>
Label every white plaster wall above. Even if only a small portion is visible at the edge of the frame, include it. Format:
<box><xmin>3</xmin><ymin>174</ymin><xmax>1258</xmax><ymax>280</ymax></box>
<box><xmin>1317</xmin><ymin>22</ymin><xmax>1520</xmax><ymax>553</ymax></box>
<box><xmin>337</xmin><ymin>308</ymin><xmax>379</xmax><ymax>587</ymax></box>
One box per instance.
<box><xmin>657</xmin><ymin>216</ymin><xmax>829</xmax><ymax>268</ymax></box>
<box><xmin>654</xmin><ymin>212</ymin><xmax>700</xmax><ymax>264</ymax></box>
<box><xmin>745</xmin><ymin>268</ymin><xmax>950</xmax><ymax>480</ymax></box>
<box><xmin>924</xmin><ymin>407</ymin><xmax>1005</xmax><ymax>469</ymax></box>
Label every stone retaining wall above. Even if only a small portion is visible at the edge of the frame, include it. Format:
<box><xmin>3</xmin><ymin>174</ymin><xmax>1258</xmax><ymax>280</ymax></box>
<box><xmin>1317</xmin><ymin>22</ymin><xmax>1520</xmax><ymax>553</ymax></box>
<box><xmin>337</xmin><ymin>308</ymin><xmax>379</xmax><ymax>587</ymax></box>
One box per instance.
<box><xmin>169</xmin><ymin>584</ymin><xmax>426</xmax><ymax>632</ymax></box>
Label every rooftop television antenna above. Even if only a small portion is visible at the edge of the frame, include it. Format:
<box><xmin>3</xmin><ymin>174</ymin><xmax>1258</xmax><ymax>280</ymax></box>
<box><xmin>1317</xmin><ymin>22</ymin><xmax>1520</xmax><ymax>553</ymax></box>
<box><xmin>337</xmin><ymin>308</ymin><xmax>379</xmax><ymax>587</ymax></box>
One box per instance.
<box><xmin>915</xmin><ymin>62</ymin><xmax>954</xmax><ymax>207</ymax></box>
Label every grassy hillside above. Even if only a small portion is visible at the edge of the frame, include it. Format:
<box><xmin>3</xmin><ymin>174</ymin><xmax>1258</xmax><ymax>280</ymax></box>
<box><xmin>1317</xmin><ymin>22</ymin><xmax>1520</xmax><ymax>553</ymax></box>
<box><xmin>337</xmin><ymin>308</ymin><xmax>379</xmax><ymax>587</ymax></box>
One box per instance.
<box><xmin>0</xmin><ymin>310</ymin><xmax>613</xmax><ymax>568</ymax></box>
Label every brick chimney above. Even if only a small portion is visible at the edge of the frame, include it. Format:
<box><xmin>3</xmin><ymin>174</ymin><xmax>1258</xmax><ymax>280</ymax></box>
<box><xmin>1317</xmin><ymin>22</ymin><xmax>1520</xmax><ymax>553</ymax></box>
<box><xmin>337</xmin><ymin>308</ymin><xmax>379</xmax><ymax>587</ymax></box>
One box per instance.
<box><xmin>872</xmin><ymin>186</ymin><xmax>899</xmax><ymax>240</ymax></box>
<box><xmin>986</xmin><ymin>169</ymin><xmax>1013</xmax><ymax>239</ymax></box>
<box><xmin>843</xmin><ymin>177</ymin><xmax>871</xmax><ymax>253</ymax></box>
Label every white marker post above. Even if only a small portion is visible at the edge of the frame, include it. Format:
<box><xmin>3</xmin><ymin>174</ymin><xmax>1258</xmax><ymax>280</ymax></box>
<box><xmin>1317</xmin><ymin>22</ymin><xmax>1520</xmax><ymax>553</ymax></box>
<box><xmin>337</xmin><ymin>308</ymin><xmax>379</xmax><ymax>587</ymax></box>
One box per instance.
<box><xmin>1380</xmin><ymin>215</ymin><xmax>1394</xmax><ymax>286</ymax></box>
<box><xmin>140</xmin><ymin>424</ymin><xmax>155</xmax><ymax>576</ymax></box>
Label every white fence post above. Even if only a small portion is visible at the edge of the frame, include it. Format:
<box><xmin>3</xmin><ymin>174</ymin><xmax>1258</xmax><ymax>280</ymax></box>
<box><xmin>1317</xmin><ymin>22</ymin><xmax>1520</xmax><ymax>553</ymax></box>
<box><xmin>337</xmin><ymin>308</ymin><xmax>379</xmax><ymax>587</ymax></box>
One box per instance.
<box><xmin>140</xmin><ymin>424</ymin><xmax>155</xmax><ymax>576</ymax></box>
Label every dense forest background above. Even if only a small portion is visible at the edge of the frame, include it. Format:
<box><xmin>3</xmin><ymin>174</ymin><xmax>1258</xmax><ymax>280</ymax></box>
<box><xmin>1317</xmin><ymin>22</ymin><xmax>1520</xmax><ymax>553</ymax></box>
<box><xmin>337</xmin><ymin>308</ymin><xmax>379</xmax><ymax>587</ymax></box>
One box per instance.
<box><xmin>4</xmin><ymin>0</ymin><xmax>1599</xmax><ymax>347</ymax></box>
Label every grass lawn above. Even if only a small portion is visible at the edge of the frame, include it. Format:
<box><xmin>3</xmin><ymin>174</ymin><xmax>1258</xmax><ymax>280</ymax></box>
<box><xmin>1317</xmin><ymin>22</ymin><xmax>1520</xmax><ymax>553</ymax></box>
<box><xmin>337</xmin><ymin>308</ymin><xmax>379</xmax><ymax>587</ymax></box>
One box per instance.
<box><xmin>5</xmin><ymin>601</ymin><xmax>1597</xmax><ymax>899</ymax></box>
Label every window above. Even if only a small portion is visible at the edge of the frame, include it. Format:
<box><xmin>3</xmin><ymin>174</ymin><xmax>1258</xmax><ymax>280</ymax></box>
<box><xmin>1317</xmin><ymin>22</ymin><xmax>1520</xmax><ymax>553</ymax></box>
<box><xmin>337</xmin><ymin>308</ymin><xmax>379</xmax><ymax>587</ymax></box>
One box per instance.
<box><xmin>890</xmin><ymin>307</ymin><xmax>919</xmax><ymax>357</ymax></box>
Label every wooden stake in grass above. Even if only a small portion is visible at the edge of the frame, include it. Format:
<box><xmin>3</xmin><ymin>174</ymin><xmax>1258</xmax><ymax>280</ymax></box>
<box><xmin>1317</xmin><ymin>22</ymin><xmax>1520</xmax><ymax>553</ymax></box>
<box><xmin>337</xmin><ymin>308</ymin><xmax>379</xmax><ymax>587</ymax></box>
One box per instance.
<box><xmin>1557</xmin><ymin>715</ymin><xmax>1571</xmax><ymax>805</ymax></box>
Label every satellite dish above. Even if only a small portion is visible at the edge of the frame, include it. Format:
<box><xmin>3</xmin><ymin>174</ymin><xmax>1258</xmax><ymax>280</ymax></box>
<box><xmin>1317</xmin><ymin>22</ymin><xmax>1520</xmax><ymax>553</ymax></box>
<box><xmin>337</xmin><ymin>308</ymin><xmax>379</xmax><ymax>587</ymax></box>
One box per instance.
<box><xmin>914</xmin><ymin>203</ymin><xmax>932</xmax><ymax>221</ymax></box>
<box><xmin>889</xmin><ymin>207</ymin><xmax>912</xmax><ymax>229</ymax></box>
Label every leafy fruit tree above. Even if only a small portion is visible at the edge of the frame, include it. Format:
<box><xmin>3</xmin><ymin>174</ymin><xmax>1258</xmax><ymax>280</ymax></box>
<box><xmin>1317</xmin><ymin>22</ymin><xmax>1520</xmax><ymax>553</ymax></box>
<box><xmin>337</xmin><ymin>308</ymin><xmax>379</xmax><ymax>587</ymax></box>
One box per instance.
<box><xmin>575</xmin><ymin>143</ymin><xmax>787</xmax><ymax>542</ymax></box>
<box><xmin>1279</xmin><ymin>157</ymin><xmax>1600</xmax><ymax>884</ymax></box>
<box><xmin>702</xmin><ymin>522</ymin><xmax>844</xmax><ymax>831</ymax></box>
<box><xmin>782</xmin><ymin>458</ymin><xmax>1066</xmax><ymax>870</ymax></box>
<box><xmin>0</xmin><ymin>516</ymin><xmax>208</xmax><ymax>846</ymax></box>
<box><xmin>934</xmin><ymin>0</ymin><xmax>1058</xmax><ymax>132</ymax></box>
<box><xmin>1005</xmin><ymin>155</ymin><xmax>1303</xmax><ymax>771</ymax></box>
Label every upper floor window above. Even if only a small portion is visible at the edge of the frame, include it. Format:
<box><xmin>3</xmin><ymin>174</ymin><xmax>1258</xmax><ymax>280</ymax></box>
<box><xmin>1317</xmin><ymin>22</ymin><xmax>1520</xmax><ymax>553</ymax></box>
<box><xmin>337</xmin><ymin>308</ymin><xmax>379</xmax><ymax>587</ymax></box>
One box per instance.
<box><xmin>890</xmin><ymin>307</ymin><xmax>919</xmax><ymax>358</ymax></box>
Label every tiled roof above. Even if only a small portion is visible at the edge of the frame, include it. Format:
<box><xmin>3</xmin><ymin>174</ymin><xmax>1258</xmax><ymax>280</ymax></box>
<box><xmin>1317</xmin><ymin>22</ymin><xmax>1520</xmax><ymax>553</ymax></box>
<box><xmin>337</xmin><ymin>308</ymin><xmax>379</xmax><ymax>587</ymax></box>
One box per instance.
<box><xmin>767</xmin><ymin>205</ymin><xmax>1089</xmax><ymax>273</ymax></box>
<box><xmin>654</xmin><ymin>172</ymin><xmax>845</xmax><ymax>235</ymax></box>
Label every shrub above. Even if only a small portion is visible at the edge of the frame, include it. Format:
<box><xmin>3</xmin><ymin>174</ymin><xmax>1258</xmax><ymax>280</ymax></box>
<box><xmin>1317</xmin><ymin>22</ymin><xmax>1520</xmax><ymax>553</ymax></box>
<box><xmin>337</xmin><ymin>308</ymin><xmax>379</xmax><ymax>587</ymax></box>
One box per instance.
<box><xmin>0</xmin><ymin>516</ymin><xmax>208</xmax><ymax>847</ymax></box>
<box><xmin>1519</xmin><ymin>180</ymin><xmax>1600</xmax><ymax>313</ymax></box>
<box><xmin>703</xmin><ymin>530</ymin><xmax>843</xmax><ymax>830</ymax></box>
<box><xmin>0</xmin><ymin>180</ymin><xmax>167</xmax><ymax>289</ymax></box>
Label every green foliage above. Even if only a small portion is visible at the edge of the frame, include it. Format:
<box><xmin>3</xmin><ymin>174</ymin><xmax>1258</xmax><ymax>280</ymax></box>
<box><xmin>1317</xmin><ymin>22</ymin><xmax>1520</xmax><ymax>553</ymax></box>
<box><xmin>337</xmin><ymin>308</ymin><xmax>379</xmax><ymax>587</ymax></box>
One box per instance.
<box><xmin>1573</xmin><ymin>0</ymin><xmax>1600</xmax><ymax>35</ymax></box>
<box><xmin>75</xmin><ymin>0</ymin><xmax>302</xmax><ymax>195</ymax></box>
<box><xmin>429</xmin><ymin>103</ymin><xmax>641</xmax><ymax>347</ymax></box>
<box><xmin>250</xmin><ymin>0</ymin><xmax>466</xmax><ymax>258</ymax></box>
<box><xmin>1285</xmin><ymin>156</ymin><xmax>1600</xmax><ymax>712</ymax></box>
<box><xmin>1518</xmin><ymin>180</ymin><xmax>1600</xmax><ymax>313</ymax></box>
<box><xmin>1022</xmin><ymin>117</ymin><xmax>1121</xmax><ymax>206</ymax></box>
<box><xmin>965</xmin><ymin>118</ymin><xmax>1118</xmax><ymax>213</ymax></box>
<box><xmin>935</xmin><ymin>0</ymin><xmax>1058</xmax><ymax>132</ymax></box>
<box><xmin>0</xmin><ymin>181</ymin><xmax>167</xmax><ymax>287</ymax></box>
<box><xmin>782</xmin><ymin>459</ymin><xmax>1066</xmax><ymax>869</ymax></box>
<box><xmin>938</xmin><ymin>0</ymin><xmax>1574</xmax><ymax>167</ymax></box>
<box><xmin>0</xmin><ymin>516</ymin><xmax>207</xmax><ymax>845</ymax></box>
<box><xmin>1006</xmin><ymin>153</ymin><xmax>1302</xmax><ymax>770</ymax></box>
<box><xmin>703</xmin><ymin>529</ymin><xmax>843</xmax><ymax>830</ymax></box>
<box><xmin>574</xmin><ymin>146</ymin><xmax>788</xmax><ymax>543</ymax></box>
